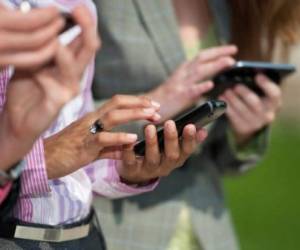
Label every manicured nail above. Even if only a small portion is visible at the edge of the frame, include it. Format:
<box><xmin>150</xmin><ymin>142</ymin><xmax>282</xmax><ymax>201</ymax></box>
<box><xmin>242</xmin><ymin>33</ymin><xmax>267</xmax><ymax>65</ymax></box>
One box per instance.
<box><xmin>143</xmin><ymin>108</ymin><xmax>155</xmax><ymax>114</ymax></box>
<box><xmin>256</xmin><ymin>74</ymin><xmax>266</xmax><ymax>83</ymax></box>
<box><xmin>126</xmin><ymin>134</ymin><xmax>138</xmax><ymax>141</ymax></box>
<box><xmin>151</xmin><ymin>101</ymin><xmax>161</xmax><ymax>109</ymax></box>
<box><xmin>152</xmin><ymin>113</ymin><xmax>161</xmax><ymax>122</ymax></box>
<box><xmin>227</xmin><ymin>58</ymin><xmax>235</xmax><ymax>65</ymax></box>
<box><xmin>146</xmin><ymin>125</ymin><xmax>156</xmax><ymax>138</ymax></box>
<box><xmin>188</xmin><ymin>126</ymin><xmax>196</xmax><ymax>136</ymax></box>
<box><xmin>166</xmin><ymin>120</ymin><xmax>175</xmax><ymax>129</ymax></box>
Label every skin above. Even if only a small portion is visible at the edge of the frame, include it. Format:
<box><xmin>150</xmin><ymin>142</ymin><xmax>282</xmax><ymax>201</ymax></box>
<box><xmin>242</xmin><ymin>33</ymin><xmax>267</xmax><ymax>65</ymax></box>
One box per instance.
<box><xmin>147</xmin><ymin>45</ymin><xmax>238</xmax><ymax>120</ymax></box>
<box><xmin>151</xmin><ymin>0</ymin><xmax>283</xmax><ymax>148</ymax></box>
<box><xmin>0</xmin><ymin>5</ymin><xmax>100</xmax><ymax>171</ymax></box>
<box><xmin>44</xmin><ymin>95</ymin><xmax>161</xmax><ymax>179</ymax></box>
<box><xmin>44</xmin><ymin>94</ymin><xmax>208</xmax><ymax>182</ymax></box>
<box><xmin>220</xmin><ymin>74</ymin><xmax>282</xmax><ymax>146</ymax></box>
<box><xmin>0</xmin><ymin>5</ymin><xmax>64</xmax><ymax>69</ymax></box>
<box><xmin>118</xmin><ymin>122</ymin><xmax>207</xmax><ymax>184</ymax></box>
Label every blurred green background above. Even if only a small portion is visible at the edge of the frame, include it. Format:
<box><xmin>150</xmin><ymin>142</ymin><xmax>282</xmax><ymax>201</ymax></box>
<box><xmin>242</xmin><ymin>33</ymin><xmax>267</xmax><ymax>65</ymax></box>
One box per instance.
<box><xmin>225</xmin><ymin>121</ymin><xmax>300</xmax><ymax>250</ymax></box>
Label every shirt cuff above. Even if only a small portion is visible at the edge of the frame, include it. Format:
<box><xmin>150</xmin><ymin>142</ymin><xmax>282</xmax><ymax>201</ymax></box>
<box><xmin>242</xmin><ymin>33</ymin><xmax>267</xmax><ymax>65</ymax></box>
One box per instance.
<box><xmin>92</xmin><ymin>159</ymin><xmax>159</xmax><ymax>199</ymax></box>
<box><xmin>227</xmin><ymin>126</ymin><xmax>268</xmax><ymax>163</ymax></box>
<box><xmin>19</xmin><ymin>139</ymin><xmax>51</xmax><ymax>197</ymax></box>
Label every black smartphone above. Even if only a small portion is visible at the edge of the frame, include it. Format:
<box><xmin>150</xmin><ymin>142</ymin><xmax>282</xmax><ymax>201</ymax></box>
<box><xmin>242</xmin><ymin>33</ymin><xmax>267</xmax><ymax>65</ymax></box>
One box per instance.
<box><xmin>208</xmin><ymin>61</ymin><xmax>296</xmax><ymax>98</ymax></box>
<box><xmin>134</xmin><ymin>100</ymin><xmax>227</xmax><ymax>156</ymax></box>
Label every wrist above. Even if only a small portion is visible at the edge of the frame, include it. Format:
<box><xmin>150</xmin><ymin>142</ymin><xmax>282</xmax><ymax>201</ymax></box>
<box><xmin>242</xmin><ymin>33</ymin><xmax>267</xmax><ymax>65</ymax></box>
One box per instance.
<box><xmin>0</xmin><ymin>111</ymin><xmax>30</xmax><ymax>171</ymax></box>
<box><xmin>233</xmin><ymin>130</ymin><xmax>256</xmax><ymax>148</ymax></box>
<box><xmin>44</xmin><ymin>136</ymin><xmax>64</xmax><ymax>180</ymax></box>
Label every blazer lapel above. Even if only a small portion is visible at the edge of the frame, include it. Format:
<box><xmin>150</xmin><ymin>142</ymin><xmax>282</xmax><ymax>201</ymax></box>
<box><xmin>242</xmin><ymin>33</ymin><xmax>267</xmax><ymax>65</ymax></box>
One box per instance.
<box><xmin>134</xmin><ymin>0</ymin><xmax>186</xmax><ymax>74</ymax></box>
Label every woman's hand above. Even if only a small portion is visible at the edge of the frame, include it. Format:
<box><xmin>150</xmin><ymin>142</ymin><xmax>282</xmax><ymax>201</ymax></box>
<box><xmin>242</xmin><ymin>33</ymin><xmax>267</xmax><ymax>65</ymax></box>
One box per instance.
<box><xmin>0</xmin><ymin>5</ymin><xmax>99</xmax><ymax>170</ymax></box>
<box><xmin>0</xmin><ymin>5</ymin><xmax>64</xmax><ymax>69</ymax></box>
<box><xmin>220</xmin><ymin>74</ymin><xmax>282</xmax><ymax>146</ymax></box>
<box><xmin>44</xmin><ymin>95</ymin><xmax>161</xmax><ymax>179</ymax></box>
<box><xmin>147</xmin><ymin>45</ymin><xmax>237</xmax><ymax>120</ymax></box>
<box><xmin>116</xmin><ymin>121</ymin><xmax>207</xmax><ymax>185</ymax></box>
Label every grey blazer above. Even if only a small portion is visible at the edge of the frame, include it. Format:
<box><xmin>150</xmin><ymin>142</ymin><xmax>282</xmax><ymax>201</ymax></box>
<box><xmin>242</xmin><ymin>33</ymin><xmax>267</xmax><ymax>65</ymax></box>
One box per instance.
<box><xmin>92</xmin><ymin>1</ymin><xmax>267</xmax><ymax>250</ymax></box>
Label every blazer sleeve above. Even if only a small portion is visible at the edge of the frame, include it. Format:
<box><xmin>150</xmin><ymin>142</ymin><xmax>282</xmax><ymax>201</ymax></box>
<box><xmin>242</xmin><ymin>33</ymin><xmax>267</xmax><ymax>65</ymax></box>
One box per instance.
<box><xmin>201</xmin><ymin>117</ymin><xmax>269</xmax><ymax>174</ymax></box>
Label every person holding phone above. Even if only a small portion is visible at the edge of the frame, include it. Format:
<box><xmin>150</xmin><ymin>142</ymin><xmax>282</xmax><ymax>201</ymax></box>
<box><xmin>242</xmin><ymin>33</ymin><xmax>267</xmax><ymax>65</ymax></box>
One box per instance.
<box><xmin>0</xmin><ymin>1</ymin><xmax>208</xmax><ymax>249</ymax></box>
<box><xmin>0</xmin><ymin>5</ymin><xmax>79</xmax><ymax>209</ymax></box>
<box><xmin>92</xmin><ymin>0</ymin><xmax>296</xmax><ymax>249</ymax></box>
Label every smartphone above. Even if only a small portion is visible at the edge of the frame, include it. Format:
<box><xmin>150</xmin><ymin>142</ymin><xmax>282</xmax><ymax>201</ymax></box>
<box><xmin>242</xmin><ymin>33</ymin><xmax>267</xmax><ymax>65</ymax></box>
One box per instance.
<box><xmin>60</xmin><ymin>13</ymin><xmax>76</xmax><ymax>34</ymax></box>
<box><xmin>134</xmin><ymin>100</ymin><xmax>227</xmax><ymax>156</ymax></box>
<box><xmin>208</xmin><ymin>61</ymin><xmax>296</xmax><ymax>98</ymax></box>
<box><xmin>59</xmin><ymin>13</ymin><xmax>81</xmax><ymax>46</ymax></box>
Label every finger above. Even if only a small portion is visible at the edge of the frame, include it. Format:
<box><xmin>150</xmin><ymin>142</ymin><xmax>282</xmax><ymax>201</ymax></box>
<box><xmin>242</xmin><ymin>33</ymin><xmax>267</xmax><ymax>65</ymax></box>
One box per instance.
<box><xmin>98</xmin><ymin>146</ymin><xmax>123</xmax><ymax>160</ymax></box>
<box><xmin>122</xmin><ymin>144</ymin><xmax>138</xmax><ymax>171</ymax></box>
<box><xmin>0</xmin><ymin>17</ymin><xmax>64</xmax><ymax>52</ymax></box>
<box><xmin>71</xmin><ymin>5</ymin><xmax>100</xmax><ymax>74</ymax></box>
<box><xmin>0</xmin><ymin>7</ymin><xmax>60</xmax><ymax>31</ymax></box>
<box><xmin>234</xmin><ymin>85</ymin><xmax>264</xmax><ymax>115</ymax></box>
<box><xmin>68</xmin><ymin>35</ymin><xmax>82</xmax><ymax>55</ymax></box>
<box><xmin>144</xmin><ymin>125</ymin><xmax>161</xmax><ymax>169</ymax></box>
<box><xmin>164</xmin><ymin>120</ymin><xmax>180</xmax><ymax>163</ymax></box>
<box><xmin>55</xmin><ymin>44</ymin><xmax>78</xmax><ymax>89</ymax></box>
<box><xmin>181</xmin><ymin>124</ymin><xmax>197</xmax><ymax>157</ymax></box>
<box><xmin>224</xmin><ymin>89</ymin><xmax>256</xmax><ymax>121</ymax></box>
<box><xmin>187</xmin><ymin>81</ymin><xmax>214</xmax><ymax>100</ymax></box>
<box><xmin>224</xmin><ymin>102</ymin><xmax>251</xmax><ymax>134</ymax></box>
<box><xmin>102</xmin><ymin>108</ymin><xmax>161</xmax><ymax>130</ymax></box>
<box><xmin>96</xmin><ymin>132</ymin><xmax>138</xmax><ymax>147</ymax></box>
<box><xmin>188</xmin><ymin>56</ymin><xmax>235</xmax><ymax>83</ymax></box>
<box><xmin>34</xmin><ymin>72</ymin><xmax>73</xmax><ymax>110</ymax></box>
<box><xmin>98</xmin><ymin>95</ymin><xmax>160</xmax><ymax>115</ymax></box>
<box><xmin>195</xmin><ymin>128</ymin><xmax>208</xmax><ymax>143</ymax></box>
<box><xmin>0</xmin><ymin>38</ymin><xmax>59</xmax><ymax>68</ymax></box>
<box><xmin>256</xmin><ymin>74</ymin><xmax>282</xmax><ymax>108</ymax></box>
<box><xmin>195</xmin><ymin>45</ymin><xmax>238</xmax><ymax>63</ymax></box>
<box><xmin>223</xmin><ymin>94</ymin><xmax>264</xmax><ymax>136</ymax></box>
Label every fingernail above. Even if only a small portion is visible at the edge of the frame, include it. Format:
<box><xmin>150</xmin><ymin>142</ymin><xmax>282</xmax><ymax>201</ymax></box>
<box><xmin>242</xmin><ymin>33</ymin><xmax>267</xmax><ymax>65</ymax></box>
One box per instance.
<box><xmin>188</xmin><ymin>126</ymin><xmax>196</xmax><ymax>136</ymax></box>
<box><xmin>152</xmin><ymin>113</ymin><xmax>161</xmax><ymax>122</ymax></box>
<box><xmin>127</xmin><ymin>134</ymin><xmax>138</xmax><ymax>141</ymax></box>
<box><xmin>151</xmin><ymin>101</ymin><xmax>161</xmax><ymax>109</ymax></box>
<box><xmin>256</xmin><ymin>74</ymin><xmax>265</xmax><ymax>82</ymax></box>
<box><xmin>143</xmin><ymin>108</ymin><xmax>155</xmax><ymax>114</ymax></box>
<box><xmin>227</xmin><ymin>58</ymin><xmax>235</xmax><ymax>65</ymax></box>
<box><xmin>166</xmin><ymin>120</ymin><xmax>175</xmax><ymax>129</ymax></box>
<box><xmin>146</xmin><ymin>125</ymin><xmax>156</xmax><ymax>138</ymax></box>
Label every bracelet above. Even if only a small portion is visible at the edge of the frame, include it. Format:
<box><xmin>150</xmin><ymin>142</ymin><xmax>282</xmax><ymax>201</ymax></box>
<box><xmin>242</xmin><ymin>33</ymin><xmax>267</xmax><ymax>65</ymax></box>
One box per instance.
<box><xmin>0</xmin><ymin>160</ymin><xmax>25</xmax><ymax>187</ymax></box>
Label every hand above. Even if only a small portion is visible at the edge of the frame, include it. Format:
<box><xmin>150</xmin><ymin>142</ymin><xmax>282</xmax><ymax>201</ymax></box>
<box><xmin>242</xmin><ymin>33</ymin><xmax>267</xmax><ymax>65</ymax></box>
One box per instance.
<box><xmin>44</xmin><ymin>95</ymin><xmax>161</xmax><ymax>179</ymax></box>
<box><xmin>117</xmin><ymin>121</ymin><xmax>208</xmax><ymax>185</ymax></box>
<box><xmin>147</xmin><ymin>45</ymin><xmax>238</xmax><ymax>120</ymax></box>
<box><xmin>0</xmin><ymin>5</ymin><xmax>64</xmax><ymax>69</ymax></box>
<box><xmin>220</xmin><ymin>74</ymin><xmax>282</xmax><ymax>146</ymax></box>
<box><xmin>0</xmin><ymin>5</ymin><xmax>99</xmax><ymax>170</ymax></box>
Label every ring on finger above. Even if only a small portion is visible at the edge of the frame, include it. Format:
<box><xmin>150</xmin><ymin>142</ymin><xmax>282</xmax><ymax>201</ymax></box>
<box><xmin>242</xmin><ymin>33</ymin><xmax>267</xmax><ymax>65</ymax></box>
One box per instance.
<box><xmin>89</xmin><ymin>119</ymin><xmax>105</xmax><ymax>134</ymax></box>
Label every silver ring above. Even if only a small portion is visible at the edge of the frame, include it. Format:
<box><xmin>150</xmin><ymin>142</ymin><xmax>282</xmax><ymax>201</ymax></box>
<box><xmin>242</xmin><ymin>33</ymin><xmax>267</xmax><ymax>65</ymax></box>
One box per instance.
<box><xmin>89</xmin><ymin>119</ymin><xmax>104</xmax><ymax>134</ymax></box>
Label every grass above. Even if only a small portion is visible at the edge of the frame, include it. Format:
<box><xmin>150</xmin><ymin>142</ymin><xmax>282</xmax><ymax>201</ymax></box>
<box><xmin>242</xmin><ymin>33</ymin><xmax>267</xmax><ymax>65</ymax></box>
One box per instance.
<box><xmin>224</xmin><ymin>121</ymin><xmax>300</xmax><ymax>250</ymax></box>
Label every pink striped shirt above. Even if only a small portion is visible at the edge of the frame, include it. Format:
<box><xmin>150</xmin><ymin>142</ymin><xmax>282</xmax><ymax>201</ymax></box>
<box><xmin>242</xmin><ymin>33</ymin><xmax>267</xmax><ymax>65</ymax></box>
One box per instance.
<box><xmin>0</xmin><ymin>68</ymin><xmax>12</xmax><ymax>205</ymax></box>
<box><xmin>1</xmin><ymin>0</ymin><xmax>158</xmax><ymax>225</ymax></box>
